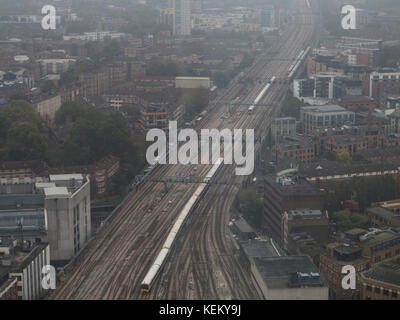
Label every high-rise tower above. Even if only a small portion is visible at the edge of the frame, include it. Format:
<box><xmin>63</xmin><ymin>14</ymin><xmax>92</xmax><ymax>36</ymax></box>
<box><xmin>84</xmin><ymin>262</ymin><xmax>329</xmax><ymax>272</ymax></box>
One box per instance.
<box><xmin>172</xmin><ymin>0</ymin><xmax>191</xmax><ymax>36</ymax></box>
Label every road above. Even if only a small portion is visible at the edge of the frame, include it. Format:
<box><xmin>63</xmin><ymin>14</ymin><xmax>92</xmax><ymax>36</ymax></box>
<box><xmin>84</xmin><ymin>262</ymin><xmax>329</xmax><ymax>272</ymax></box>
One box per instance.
<box><xmin>50</xmin><ymin>0</ymin><xmax>320</xmax><ymax>300</ymax></box>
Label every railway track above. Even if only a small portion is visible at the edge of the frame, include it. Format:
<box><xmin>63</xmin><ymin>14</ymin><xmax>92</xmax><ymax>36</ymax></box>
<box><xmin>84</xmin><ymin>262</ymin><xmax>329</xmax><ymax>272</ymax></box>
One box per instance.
<box><xmin>145</xmin><ymin>0</ymin><xmax>320</xmax><ymax>300</ymax></box>
<box><xmin>50</xmin><ymin>0</ymin><xmax>320</xmax><ymax>300</ymax></box>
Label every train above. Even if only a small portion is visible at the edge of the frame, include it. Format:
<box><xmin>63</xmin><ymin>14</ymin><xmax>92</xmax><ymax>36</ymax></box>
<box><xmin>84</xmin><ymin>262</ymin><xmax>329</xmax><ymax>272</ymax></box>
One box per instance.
<box><xmin>248</xmin><ymin>76</ymin><xmax>276</xmax><ymax>115</ymax></box>
<box><xmin>140</xmin><ymin>158</ymin><xmax>224</xmax><ymax>294</ymax></box>
<box><xmin>288</xmin><ymin>47</ymin><xmax>311</xmax><ymax>79</ymax></box>
<box><xmin>247</xmin><ymin>105</ymin><xmax>255</xmax><ymax>115</ymax></box>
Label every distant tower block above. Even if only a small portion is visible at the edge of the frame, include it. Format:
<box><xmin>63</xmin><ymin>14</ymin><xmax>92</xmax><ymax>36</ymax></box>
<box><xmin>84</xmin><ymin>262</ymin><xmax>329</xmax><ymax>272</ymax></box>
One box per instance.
<box><xmin>193</xmin><ymin>0</ymin><xmax>202</xmax><ymax>13</ymax></box>
<box><xmin>172</xmin><ymin>0</ymin><xmax>191</xmax><ymax>36</ymax></box>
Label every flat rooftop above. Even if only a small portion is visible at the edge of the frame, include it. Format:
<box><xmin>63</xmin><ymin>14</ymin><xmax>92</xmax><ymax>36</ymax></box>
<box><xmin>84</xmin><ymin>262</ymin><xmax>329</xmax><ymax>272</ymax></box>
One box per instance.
<box><xmin>240</xmin><ymin>239</ymin><xmax>282</xmax><ymax>259</ymax></box>
<box><xmin>301</xmin><ymin>104</ymin><xmax>347</xmax><ymax>113</ymax></box>
<box><xmin>265</xmin><ymin>175</ymin><xmax>324</xmax><ymax>197</ymax></box>
<box><xmin>233</xmin><ymin>218</ymin><xmax>255</xmax><ymax>234</ymax></box>
<box><xmin>49</xmin><ymin>174</ymin><xmax>84</xmax><ymax>182</ymax></box>
<box><xmin>288</xmin><ymin>209</ymin><xmax>324</xmax><ymax>220</ymax></box>
<box><xmin>367</xmin><ymin>207</ymin><xmax>396</xmax><ymax>220</ymax></box>
<box><xmin>44</xmin><ymin>187</ymin><xmax>70</xmax><ymax>199</ymax></box>
<box><xmin>253</xmin><ymin>256</ymin><xmax>326</xmax><ymax>289</ymax></box>
<box><xmin>362</xmin><ymin>262</ymin><xmax>400</xmax><ymax>287</ymax></box>
<box><xmin>0</xmin><ymin>194</ymin><xmax>44</xmax><ymax>210</ymax></box>
<box><xmin>0</xmin><ymin>242</ymin><xmax>49</xmax><ymax>277</ymax></box>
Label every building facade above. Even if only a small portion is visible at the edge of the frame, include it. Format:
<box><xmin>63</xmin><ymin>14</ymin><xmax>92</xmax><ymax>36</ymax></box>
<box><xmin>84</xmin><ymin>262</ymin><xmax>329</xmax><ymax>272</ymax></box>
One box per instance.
<box><xmin>172</xmin><ymin>0</ymin><xmax>191</xmax><ymax>36</ymax></box>
<box><xmin>300</xmin><ymin>105</ymin><xmax>355</xmax><ymax>134</ymax></box>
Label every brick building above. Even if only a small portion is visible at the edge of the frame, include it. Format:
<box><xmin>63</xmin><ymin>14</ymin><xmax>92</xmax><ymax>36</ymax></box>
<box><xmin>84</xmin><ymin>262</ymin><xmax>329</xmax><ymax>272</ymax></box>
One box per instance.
<box><xmin>369</xmin><ymin>70</ymin><xmax>400</xmax><ymax>107</ymax></box>
<box><xmin>263</xmin><ymin>175</ymin><xmax>325</xmax><ymax>245</ymax></box>
<box><xmin>360</xmin><ymin>262</ymin><xmax>400</xmax><ymax>300</ymax></box>
<box><xmin>319</xmin><ymin>228</ymin><xmax>400</xmax><ymax>300</ymax></box>
<box><xmin>282</xmin><ymin>209</ymin><xmax>329</xmax><ymax>254</ymax></box>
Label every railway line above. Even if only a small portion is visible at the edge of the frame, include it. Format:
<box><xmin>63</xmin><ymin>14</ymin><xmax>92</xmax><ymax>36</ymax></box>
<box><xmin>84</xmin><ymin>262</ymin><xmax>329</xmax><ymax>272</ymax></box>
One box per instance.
<box><xmin>50</xmin><ymin>0</ymin><xmax>320</xmax><ymax>300</ymax></box>
<box><xmin>144</xmin><ymin>0</ymin><xmax>320</xmax><ymax>300</ymax></box>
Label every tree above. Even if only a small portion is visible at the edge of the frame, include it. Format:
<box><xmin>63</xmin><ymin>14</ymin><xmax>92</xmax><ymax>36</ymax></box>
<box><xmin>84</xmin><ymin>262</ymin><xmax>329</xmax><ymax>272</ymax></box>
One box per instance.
<box><xmin>0</xmin><ymin>100</ymin><xmax>40</xmax><ymax>138</ymax></box>
<box><xmin>332</xmin><ymin>210</ymin><xmax>369</xmax><ymax>232</ymax></box>
<box><xmin>54</xmin><ymin>102</ymin><xmax>147</xmax><ymax>178</ymax></box>
<box><xmin>41</xmin><ymin>80</ymin><xmax>56</xmax><ymax>94</ymax></box>
<box><xmin>6</xmin><ymin>122</ymin><xmax>47</xmax><ymax>160</ymax></box>
<box><xmin>10</xmin><ymin>92</ymin><xmax>28</xmax><ymax>101</ymax></box>
<box><xmin>183</xmin><ymin>88</ymin><xmax>209</xmax><ymax>121</ymax></box>
<box><xmin>103</xmin><ymin>40</ymin><xmax>123</xmax><ymax>60</ymax></box>
<box><xmin>121</xmin><ymin>104</ymin><xmax>141</xmax><ymax>119</ymax></box>
<box><xmin>316</xmin><ymin>175</ymin><xmax>400</xmax><ymax>213</ymax></box>
<box><xmin>214</xmin><ymin>72</ymin><xmax>232</xmax><ymax>88</ymax></box>
<box><xmin>237</xmin><ymin>187</ymin><xmax>263</xmax><ymax>226</ymax></box>
<box><xmin>281</xmin><ymin>95</ymin><xmax>304</xmax><ymax>119</ymax></box>
<box><xmin>145</xmin><ymin>58</ymin><xmax>180</xmax><ymax>76</ymax></box>
<box><xmin>55</xmin><ymin>102</ymin><xmax>91</xmax><ymax>125</ymax></box>
<box><xmin>338</xmin><ymin>151</ymin><xmax>352</xmax><ymax>166</ymax></box>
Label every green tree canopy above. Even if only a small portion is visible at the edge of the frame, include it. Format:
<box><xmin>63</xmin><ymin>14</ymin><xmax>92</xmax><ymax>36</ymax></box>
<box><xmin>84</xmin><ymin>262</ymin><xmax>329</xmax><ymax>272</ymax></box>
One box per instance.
<box><xmin>183</xmin><ymin>88</ymin><xmax>209</xmax><ymax>121</ymax></box>
<box><xmin>237</xmin><ymin>187</ymin><xmax>263</xmax><ymax>226</ymax></box>
<box><xmin>332</xmin><ymin>210</ymin><xmax>369</xmax><ymax>232</ymax></box>
<box><xmin>6</xmin><ymin>121</ymin><xmax>47</xmax><ymax>161</ymax></box>
<box><xmin>337</xmin><ymin>151</ymin><xmax>352</xmax><ymax>166</ymax></box>
<box><xmin>0</xmin><ymin>100</ymin><xmax>40</xmax><ymax>138</ymax></box>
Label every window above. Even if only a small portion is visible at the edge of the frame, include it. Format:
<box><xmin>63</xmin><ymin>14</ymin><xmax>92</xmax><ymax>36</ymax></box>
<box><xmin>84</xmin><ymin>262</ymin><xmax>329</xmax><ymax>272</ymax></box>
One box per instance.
<box><xmin>366</xmin><ymin>285</ymin><xmax>372</xmax><ymax>292</ymax></box>
<box><xmin>375</xmin><ymin>287</ymin><xmax>381</xmax><ymax>294</ymax></box>
<box><xmin>383</xmin><ymin>290</ymin><xmax>389</xmax><ymax>296</ymax></box>
<box><xmin>392</xmin><ymin>291</ymin><xmax>398</xmax><ymax>298</ymax></box>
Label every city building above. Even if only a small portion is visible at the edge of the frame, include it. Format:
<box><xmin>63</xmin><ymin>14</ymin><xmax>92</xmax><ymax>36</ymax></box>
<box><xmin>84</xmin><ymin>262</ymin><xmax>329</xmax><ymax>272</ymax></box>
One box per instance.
<box><xmin>230</xmin><ymin>218</ymin><xmax>257</xmax><ymax>241</ymax></box>
<box><xmin>300</xmin><ymin>160</ymin><xmax>400</xmax><ymax>183</ymax></box>
<box><xmin>237</xmin><ymin>238</ymin><xmax>282</xmax><ymax>273</ymax></box>
<box><xmin>387</xmin><ymin>95</ymin><xmax>400</xmax><ymax>109</ymax></box>
<box><xmin>326</xmin><ymin>135</ymin><xmax>368</xmax><ymax>156</ymax></box>
<box><xmin>0</xmin><ymin>238</ymin><xmax>50</xmax><ymax>300</ymax></box>
<box><xmin>367</xmin><ymin>201</ymin><xmax>400</xmax><ymax>228</ymax></box>
<box><xmin>49</xmin><ymin>156</ymin><xmax>120</xmax><ymax>196</ymax></box>
<box><xmin>251</xmin><ymin>256</ymin><xmax>328</xmax><ymax>300</ymax></box>
<box><xmin>388</xmin><ymin>109</ymin><xmax>400</xmax><ymax>134</ymax></box>
<box><xmin>172</xmin><ymin>0</ymin><xmax>191</xmax><ymax>36</ymax></box>
<box><xmin>192</xmin><ymin>0</ymin><xmax>202</xmax><ymax>13</ymax></box>
<box><xmin>274</xmin><ymin>134</ymin><xmax>316</xmax><ymax>164</ymax></box>
<box><xmin>63</xmin><ymin>32</ymin><xmax>128</xmax><ymax>42</ymax></box>
<box><xmin>337</xmin><ymin>37</ymin><xmax>382</xmax><ymax>67</ymax></box>
<box><xmin>260</xmin><ymin>5</ymin><xmax>279</xmax><ymax>29</ymax></box>
<box><xmin>0</xmin><ymin>160</ymin><xmax>48</xmax><ymax>180</ymax></box>
<box><xmin>369</xmin><ymin>70</ymin><xmax>400</xmax><ymax>107</ymax></box>
<box><xmin>175</xmin><ymin>76</ymin><xmax>210</xmax><ymax>89</ymax></box>
<box><xmin>360</xmin><ymin>262</ymin><xmax>400</xmax><ymax>300</ymax></box>
<box><xmin>335</xmin><ymin>95</ymin><xmax>375</xmax><ymax>112</ymax></box>
<box><xmin>158</xmin><ymin>7</ymin><xmax>174</xmax><ymax>27</ymax></box>
<box><xmin>0</xmin><ymin>174</ymin><xmax>91</xmax><ymax>264</ymax></box>
<box><xmin>319</xmin><ymin>228</ymin><xmax>400</xmax><ymax>299</ymax></box>
<box><xmin>141</xmin><ymin>104</ymin><xmax>168</xmax><ymax>130</ymax></box>
<box><xmin>263</xmin><ymin>175</ymin><xmax>325</xmax><ymax>244</ymax></box>
<box><xmin>37</xmin><ymin>59</ymin><xmax>75</xmax><ymax>77</ymax></box>
<box><xmin>300</xmin><ymin>105</ymin><xmax>355</xmax><ymax>134</ymax></box>
<box><xmin>271</xmin><ymin>117</ymin><xmax>297</xmax><ymax>141</ymax></box>
<box><xmin>33</xmin><ymin>95</ymin><xmax>62</xmax><ymax>125</ymax></box>
<box><xmin>282</xmin><ymin>209</ymin><xmax>329</xmax><ymax>254</ymax></box>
